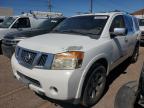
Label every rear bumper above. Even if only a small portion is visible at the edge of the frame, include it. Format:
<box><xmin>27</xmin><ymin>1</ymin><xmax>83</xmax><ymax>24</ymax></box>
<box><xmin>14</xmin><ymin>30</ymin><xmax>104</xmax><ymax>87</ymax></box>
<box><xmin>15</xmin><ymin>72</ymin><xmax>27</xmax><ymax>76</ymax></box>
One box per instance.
<box><xmin>1</xmin><ymin>44</ymin><xmax>16</xmax><ymax>58</ymax></box>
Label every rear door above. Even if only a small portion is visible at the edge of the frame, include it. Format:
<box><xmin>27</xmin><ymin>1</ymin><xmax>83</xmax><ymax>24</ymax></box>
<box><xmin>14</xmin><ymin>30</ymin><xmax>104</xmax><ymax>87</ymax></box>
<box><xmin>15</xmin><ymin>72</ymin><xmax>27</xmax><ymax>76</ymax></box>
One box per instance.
<box><xmin>123</xmin><ymin>15</ymin><xmax>137</xmax><ymax>56</ymax></box>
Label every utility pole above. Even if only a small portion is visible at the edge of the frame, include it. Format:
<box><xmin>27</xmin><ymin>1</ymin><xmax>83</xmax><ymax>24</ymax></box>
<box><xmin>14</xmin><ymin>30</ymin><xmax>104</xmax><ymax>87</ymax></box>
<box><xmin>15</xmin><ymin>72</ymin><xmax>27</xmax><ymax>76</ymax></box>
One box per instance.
<box><xmin>48</xmin><ymin>0</ymin><xmax>52</xmax><ymax>12</ymax></box>
<box><xmin>90</xmin><ymin>0</ymin><xmax>93</xmax><ymax>13</ymax></box>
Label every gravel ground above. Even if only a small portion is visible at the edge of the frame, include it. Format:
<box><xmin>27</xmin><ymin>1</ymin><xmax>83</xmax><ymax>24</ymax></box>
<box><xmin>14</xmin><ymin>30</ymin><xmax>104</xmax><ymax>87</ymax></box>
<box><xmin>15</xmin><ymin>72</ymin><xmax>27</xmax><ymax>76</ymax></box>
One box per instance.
<box><xmin>0</xmin><ymin>47</ymin><xmax>144</xmax><ymax>108</ymax></box>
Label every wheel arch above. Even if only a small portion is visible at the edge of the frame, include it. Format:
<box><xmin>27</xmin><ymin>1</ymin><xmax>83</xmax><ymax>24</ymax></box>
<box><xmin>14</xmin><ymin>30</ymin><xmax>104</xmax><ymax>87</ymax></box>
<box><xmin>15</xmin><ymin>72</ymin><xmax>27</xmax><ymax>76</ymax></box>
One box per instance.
<box><xmin>75</xmin><ymin>56</ymin><xmax>109</xmax><ymax>100</ymax></box>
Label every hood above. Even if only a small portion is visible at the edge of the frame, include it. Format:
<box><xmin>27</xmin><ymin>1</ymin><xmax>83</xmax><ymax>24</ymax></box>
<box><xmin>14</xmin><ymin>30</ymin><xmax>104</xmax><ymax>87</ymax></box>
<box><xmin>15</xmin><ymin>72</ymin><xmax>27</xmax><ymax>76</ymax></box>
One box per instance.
<box><xmin>18</xmin><ymin>33</ymin><xmax>101</xmax><ymax>54</ymax></box>
<box><xmin>0</xmin><ymin>28</ymin><xmax>18</xmax><ymax>40</ymax></box>
<box><xmin>4</xmin><ymin>28</ymin><xmax>50</xmax><ymax>40</ymax></box>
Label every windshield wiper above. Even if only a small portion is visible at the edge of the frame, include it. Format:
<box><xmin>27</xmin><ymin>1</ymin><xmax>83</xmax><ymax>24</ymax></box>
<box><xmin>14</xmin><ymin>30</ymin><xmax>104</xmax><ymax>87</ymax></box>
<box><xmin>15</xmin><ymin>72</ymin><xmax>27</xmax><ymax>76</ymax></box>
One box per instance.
<box><xmin>51</xmin><ymin>29</ymin><xmax>99</xmax><ymax>39</ymax></box>
<box><xmin>61</xmin><ymin>30</ymin><xmax>98</xmax><ymax>36</ymax></box>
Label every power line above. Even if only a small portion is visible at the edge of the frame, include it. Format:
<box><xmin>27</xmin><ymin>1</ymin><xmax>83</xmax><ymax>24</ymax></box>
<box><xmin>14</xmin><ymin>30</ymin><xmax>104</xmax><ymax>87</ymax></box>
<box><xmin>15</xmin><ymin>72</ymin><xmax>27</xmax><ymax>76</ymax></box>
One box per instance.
<box><xmin>90</xmin><ymin>0</ymin><xmax>93</xmax><ymax>13</ymax></box>
<box><xmin>48</xmin><ymin>0</ymin><xmax>52</xmax><ymax>12</ymax></box>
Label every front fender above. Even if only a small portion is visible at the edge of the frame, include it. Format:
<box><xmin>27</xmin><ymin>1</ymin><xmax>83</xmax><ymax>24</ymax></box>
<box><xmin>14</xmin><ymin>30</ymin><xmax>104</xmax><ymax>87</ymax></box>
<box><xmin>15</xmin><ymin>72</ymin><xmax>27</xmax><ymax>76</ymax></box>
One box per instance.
<box><xmin>75</xmin><ymin>53</ymin><xmax>110</xmax><ymax>99</ymax></box>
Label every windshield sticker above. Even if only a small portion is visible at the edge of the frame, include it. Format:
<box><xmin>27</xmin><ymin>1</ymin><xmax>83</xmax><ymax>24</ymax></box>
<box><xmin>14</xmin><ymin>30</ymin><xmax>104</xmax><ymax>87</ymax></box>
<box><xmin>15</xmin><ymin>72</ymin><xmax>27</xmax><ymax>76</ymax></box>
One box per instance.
<box><xmin>94</xmin><ymin>16</ymin><xmax>108</xmax><ymax>19</ymax></box>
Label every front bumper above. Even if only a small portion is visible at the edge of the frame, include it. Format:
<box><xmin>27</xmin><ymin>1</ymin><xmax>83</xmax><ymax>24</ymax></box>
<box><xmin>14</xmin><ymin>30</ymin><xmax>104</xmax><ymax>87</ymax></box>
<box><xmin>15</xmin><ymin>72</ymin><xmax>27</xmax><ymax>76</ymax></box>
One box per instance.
<box><xmin>2</xmin><ymin>44</ymin><xmax>16</xmax><ymax>58</ymax></box>
<box><xmin>11</xmin><ymin>55</ymin><xmax>82</xmax><ymax>102</ymax></box>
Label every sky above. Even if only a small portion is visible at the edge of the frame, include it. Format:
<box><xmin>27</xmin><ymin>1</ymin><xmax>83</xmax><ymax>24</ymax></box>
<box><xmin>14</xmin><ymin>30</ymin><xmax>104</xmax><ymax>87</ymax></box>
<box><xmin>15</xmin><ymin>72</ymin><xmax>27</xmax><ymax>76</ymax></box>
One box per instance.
<box><xmin>0</xmin><ymin>0</ymin><xmax>144</xmax><ymax>16</ymax></box>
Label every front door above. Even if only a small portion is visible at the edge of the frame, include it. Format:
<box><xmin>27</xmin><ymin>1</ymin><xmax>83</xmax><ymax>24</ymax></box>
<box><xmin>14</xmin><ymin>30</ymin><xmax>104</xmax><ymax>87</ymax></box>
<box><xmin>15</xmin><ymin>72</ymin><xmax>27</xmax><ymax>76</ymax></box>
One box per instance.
<box><xmin>110</xmin><ymin>15</ymin><xmax>129</xmax><ymax>65</ymax></box>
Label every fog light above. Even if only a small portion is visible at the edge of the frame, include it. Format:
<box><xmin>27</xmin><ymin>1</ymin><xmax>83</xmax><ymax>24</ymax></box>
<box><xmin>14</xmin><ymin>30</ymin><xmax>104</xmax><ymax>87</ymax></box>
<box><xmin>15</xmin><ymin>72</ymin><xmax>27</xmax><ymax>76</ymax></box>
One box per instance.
<box><xmin>50</xmin><ymin>86</ymin><xmax>58</xmax><ymax>95</ymax></box>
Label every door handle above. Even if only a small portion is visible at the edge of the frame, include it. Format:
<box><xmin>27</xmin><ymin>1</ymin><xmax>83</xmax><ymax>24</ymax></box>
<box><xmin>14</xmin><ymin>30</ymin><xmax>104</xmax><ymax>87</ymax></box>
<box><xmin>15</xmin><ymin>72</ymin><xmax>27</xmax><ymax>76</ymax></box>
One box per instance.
<box><xmin>125</xmin><ymin>37</ymin><xmax>128</xmax><ymax>42</ymax></box>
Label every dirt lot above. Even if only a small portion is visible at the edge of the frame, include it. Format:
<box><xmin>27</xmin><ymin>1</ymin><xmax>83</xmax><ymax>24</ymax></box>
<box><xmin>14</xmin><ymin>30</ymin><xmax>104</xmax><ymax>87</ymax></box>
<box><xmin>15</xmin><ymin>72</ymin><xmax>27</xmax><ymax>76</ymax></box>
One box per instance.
<box><xmin>0</xmin><ymin>47</ymin><xmax>144</xmax><ymax>108</ymax></box>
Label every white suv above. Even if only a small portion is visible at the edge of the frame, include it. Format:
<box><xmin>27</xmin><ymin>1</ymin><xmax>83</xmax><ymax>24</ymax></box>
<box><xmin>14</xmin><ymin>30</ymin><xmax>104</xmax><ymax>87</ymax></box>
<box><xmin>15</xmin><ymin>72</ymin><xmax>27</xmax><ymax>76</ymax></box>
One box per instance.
<box><xmin>11</xmin><ymin>12</ymin><xmax>140</xmax><ymax>107</ymax></box>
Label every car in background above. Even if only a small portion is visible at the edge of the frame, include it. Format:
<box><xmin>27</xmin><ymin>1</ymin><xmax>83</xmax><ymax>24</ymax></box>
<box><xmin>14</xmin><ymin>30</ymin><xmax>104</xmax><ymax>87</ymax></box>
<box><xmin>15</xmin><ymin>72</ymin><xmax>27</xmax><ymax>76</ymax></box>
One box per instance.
<box><xmin>139</xmin><ymin>18</ymin><xmax>144</xmax><ymax>43</ymax></box>
<box><xmin>115</xmin><ymin>63</ymin><xmax>144</xmax><ymax>108</ymax></box>
<box><xmin>0</xmin><ymin>14</ymin><xmax>56</xmax><ymax>53</ymax></box>
<box><xmin>2</xmin><ymin>17</ymin><xmax>65</xmax><ymax>58</ymax></box>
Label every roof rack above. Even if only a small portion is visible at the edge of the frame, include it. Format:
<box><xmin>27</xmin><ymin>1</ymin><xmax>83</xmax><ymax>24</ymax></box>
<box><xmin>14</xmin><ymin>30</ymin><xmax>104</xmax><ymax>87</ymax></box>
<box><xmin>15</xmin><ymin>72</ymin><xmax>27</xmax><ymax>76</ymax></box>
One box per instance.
<box><xmin>21</xmin><ymin>11</ymin><xmax>63</xmax><ymax>18</ymax></box>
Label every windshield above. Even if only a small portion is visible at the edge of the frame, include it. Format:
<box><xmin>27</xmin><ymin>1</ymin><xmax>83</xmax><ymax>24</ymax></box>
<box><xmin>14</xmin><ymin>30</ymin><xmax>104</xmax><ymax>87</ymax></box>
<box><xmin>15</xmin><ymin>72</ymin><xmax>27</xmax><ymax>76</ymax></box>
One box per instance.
<box><xmin>53</xmin><ymin>15</ymin><xmax>109</xmax><ymax>37</ymax></box>
<box><xmin>37</xmin><ymin>18</ymin><xmax>64</xmax><ymax>30</ymax></box>
<box><xmin>139</xmin><ymin>19</ymin><xmax>144</xmax><ymax>26</ymax></box>
<box><xmin>0</xmin><ymin>17</ymin><xmax>17</xmax><ymax>28</ymax></box>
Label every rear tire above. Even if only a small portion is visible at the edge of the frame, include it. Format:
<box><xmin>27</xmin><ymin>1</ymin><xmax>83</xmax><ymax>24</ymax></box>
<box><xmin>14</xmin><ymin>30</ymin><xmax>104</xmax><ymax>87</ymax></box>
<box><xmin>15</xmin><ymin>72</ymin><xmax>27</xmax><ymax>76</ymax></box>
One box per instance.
<box><xmin>81</xmin><ymin>64</ymin><xmax>106</xmax><ymax>107</ymax></box>
<box><xmin>130</xmin><ymin>45</ymin><xmax>139</xmax><ymax>63</ymax></box>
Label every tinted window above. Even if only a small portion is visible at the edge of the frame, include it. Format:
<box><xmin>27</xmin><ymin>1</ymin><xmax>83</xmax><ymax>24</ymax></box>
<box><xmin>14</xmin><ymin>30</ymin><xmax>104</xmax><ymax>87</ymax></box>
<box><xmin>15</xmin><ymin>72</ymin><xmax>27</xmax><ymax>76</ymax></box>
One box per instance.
<box><xmin>124</xmin><ymin>15</ymin><xmax>134</xmax><ymax>33</ymax></box>
<box><xmin>110</xmin><ymin>15</ymin><xmax>125</xmax><ymax>32</ymax></box>
<box><xmin>53</xmin><ymin>15</ymin><xmax>109</xmax><ymax>37</ymax></box>
<box><xmin>133</xmin><ymin>17</ymin><xmax>139</xmax><ymax>31</ymax></box>
<box><xmin>12</xmin><ymin>18</ymin><xmax>30</xmax><ymax>28</ymax></box>
<box><xmin>139</xmin><ymin>19</ymin><xmax>144</xmax><ymax>26</ymax></box>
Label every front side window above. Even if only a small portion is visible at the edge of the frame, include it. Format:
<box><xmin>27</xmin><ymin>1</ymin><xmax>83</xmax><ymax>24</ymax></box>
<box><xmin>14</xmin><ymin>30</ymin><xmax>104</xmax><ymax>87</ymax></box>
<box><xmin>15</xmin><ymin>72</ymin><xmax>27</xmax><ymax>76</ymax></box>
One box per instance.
<box><xmin>133</xmin><ymin>17</ymin><xmax>139</xmax><ymax>31</ymax></box>
<box><xmin>0</xmin><ymin>17</ymin><xmax>17</xmax><ymax>28</ymax></box>
<box><xmin>110</xmin><ymin>15</ymin><xmax>125</xmax><ymax>32</ymax></box>
<box><xmin>53</xmin><ymin>15</ymin><xmax>109</xmax><ymax>39</ymax></box>
<box><xmin>12</xmin><ymin>18</ymin><xmax>31</xmax><ymax>28</ymax></box>
<box><xmin>139</xmin><ymin>19</ymin><xmax>144</xmax><ymax>26</ymax></box>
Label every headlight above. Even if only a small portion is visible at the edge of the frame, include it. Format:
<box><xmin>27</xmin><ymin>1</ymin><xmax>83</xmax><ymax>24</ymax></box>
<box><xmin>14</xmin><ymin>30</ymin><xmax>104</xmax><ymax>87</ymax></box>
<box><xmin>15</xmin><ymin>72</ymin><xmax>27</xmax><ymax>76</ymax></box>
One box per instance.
<box><xmin>52</xmin><ymin>51</ymin><xmax>84</xmax><ymax>70</ymax></box>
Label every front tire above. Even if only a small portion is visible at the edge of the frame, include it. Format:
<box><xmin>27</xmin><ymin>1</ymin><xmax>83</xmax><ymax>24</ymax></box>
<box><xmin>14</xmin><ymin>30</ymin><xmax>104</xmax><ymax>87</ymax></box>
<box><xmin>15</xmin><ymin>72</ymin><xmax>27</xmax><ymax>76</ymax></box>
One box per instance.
<box><xmin>81</xmin><ymin>64</ymin><xmax>106</xmax><ymax>107</ymax></box>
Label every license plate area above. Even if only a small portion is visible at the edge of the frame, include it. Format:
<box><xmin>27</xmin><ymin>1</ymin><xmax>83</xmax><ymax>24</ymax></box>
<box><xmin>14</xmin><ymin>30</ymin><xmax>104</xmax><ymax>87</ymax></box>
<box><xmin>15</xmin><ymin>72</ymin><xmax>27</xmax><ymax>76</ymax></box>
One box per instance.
<box><xmin>17</xmin><ymin>71</ymin><xmax>41</xmax><ymax>87</ymax></box>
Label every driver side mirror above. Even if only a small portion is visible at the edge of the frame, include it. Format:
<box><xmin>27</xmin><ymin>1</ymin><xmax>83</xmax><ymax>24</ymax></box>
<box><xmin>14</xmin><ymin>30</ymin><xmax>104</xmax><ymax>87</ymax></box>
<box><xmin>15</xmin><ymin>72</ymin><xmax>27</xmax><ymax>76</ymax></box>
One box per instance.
<box><xmin>110</xmin><ymin>28</ymin><xmax>127</xmax><ymax>37</ymax></box>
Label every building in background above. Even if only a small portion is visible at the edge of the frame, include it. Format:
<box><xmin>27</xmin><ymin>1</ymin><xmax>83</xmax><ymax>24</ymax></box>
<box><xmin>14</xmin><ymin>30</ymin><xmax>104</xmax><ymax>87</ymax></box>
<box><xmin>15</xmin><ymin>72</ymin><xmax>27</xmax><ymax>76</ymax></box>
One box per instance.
<box><xmin>132</xmin><ymin>9</ymin><xmax>144</xmax><ymax>37</ymax></box>
<box><xmin>0</xmin><ymin>7</ymin><xmax>13</xmax><ymax>16</ymax></box>
<box><xmin>131</xmin><ymin>8</ymin><xmax>144</xmax><ymax>19</ymax></box>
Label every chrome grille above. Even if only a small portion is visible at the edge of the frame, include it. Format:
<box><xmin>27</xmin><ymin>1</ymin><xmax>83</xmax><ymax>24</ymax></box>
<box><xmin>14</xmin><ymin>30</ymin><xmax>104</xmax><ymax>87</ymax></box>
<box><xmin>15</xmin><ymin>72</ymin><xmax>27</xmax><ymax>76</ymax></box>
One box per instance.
<box><xmin>16</xmin><ymin>47</ymin><xmax>54</xmax><ymax>69</ymax></box>
<box><xmin>21</xmin><ymin>50</ymin><xmax>37</xmax><ymax>65</ymax></box>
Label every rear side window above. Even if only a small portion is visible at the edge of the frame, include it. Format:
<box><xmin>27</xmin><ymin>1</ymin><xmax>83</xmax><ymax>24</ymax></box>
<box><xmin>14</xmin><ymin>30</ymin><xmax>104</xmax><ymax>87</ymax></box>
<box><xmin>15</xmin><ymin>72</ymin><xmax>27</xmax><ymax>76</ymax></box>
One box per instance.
<box><xmin>110</xmin><ymin>15</ymin><xmax>125</xmax><ymax>32</ymax></box>
<box><xmin>133</xmin><ymin>17</ymin><xmax>139</xmax><ymax>31</ymax></box>
<box><xmin>124</xmin><ymin>15</ymin><xmax>134</xmax><ymax>33</ymax></box>
<box><xmin>12</xmin><ymin>18</ymin><xmax>31</xmax><ymax>28</ymax></box>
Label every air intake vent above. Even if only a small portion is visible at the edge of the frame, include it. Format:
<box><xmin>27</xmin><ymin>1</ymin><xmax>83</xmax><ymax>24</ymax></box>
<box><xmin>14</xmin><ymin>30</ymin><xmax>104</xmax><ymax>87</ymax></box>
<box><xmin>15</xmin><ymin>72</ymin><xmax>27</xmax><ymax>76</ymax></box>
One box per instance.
<box><xmin>37</xmin><ymin>54</ymin><xmax>48</xmax><ymax>66</ymax></box>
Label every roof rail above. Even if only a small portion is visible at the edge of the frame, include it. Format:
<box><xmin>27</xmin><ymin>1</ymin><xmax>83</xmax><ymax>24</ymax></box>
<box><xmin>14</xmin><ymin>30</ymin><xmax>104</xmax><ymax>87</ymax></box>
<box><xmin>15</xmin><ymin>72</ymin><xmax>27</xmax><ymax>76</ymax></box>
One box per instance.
<box><xmin>109</xmin><ymin>10</ymin><xmax>129</xmax><ymax>14</ymax></box>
